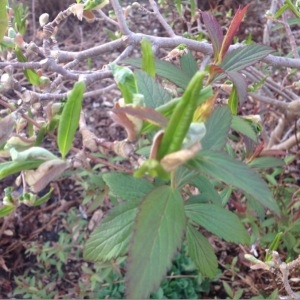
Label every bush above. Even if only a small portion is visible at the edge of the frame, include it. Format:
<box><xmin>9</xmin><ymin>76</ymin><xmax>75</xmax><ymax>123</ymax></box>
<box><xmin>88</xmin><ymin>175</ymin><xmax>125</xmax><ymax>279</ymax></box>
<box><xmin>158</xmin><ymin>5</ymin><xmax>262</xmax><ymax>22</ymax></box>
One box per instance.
<box><xmin>0</xmin><ymin>0</ymin><xmax>299</xmax><ymax>298</ymax></box>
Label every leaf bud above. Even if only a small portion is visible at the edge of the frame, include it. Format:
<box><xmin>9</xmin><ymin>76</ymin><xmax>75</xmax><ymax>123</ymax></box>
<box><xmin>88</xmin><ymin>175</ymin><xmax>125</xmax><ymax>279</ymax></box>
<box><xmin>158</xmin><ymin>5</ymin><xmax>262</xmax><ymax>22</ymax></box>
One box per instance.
<box><xmin>39</xmin><ymin>13</ymin><xmax>49</xmax><ymax>27</ymax></box>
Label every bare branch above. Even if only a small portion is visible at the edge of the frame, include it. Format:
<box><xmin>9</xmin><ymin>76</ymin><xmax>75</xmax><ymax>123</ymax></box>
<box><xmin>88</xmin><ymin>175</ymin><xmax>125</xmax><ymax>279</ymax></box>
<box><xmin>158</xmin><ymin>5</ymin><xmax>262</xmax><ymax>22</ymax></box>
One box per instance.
<box><xmin>110</xmin><ymin>0</ymin><xmax>132</xmax><ymax>35</ymax></box>
<box><xmin>149</xmin><ymin>0</ymin><xmax>176</xmax><ymax>37</ymax></box>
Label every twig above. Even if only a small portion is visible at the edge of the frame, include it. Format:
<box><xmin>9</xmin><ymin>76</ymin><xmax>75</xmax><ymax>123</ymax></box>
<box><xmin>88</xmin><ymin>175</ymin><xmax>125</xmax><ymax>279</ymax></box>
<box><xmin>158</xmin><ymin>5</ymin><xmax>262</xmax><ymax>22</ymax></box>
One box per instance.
<box><xmin>249</xmin><ymin>92</ymin><xmax>288</xmax><ymax>109</ymax></box>
<box><xmin>263</xmin><ymin>0</ymin><xmax>278</xmax><ymax>45</ymax></box>
<box><xmin>247</xmin><ymin>66</ymin><xmax>298</xmax><ymax>101</ymax></box>
<box><xmin>267</xmin><ymin>117</ymin><xmax>286</xmax><ymax>149</ymax></box>
<box><xmin>279</xmin><ymin>0</ymin><xmax>299</xmax><ymax>59</ymax></box>
<box><xmin>149</xmin><ymin>0</ymin><xmax>176</xmax><ymax>37</ymax></box>
<box><xmin>110</xmin><ymin>0</ymin><xmax>131</xmax><ymax>35</ymax></box>
<box><xmin>97</xmin><ymin>9</ymin><xmax>119</xmax><ymax>27</ymax></box>
<box><xmin>113</xmin><ymin>45</ymin><xmax>134</xmax><ymax>64</ymax></box>
<box><xmin>271</xmin><ymin>132</ymin><xmax>300</xmax><ymax>150</ymax></box>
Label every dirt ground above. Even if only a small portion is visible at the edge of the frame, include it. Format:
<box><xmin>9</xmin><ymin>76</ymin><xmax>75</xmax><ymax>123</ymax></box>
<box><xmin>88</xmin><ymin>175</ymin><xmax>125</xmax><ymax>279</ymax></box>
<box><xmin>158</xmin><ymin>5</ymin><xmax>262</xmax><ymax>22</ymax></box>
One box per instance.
<box><xmin>0</xmin><ymin>0</ymin><xmax>299</xmax><ymax>298</ymax></box>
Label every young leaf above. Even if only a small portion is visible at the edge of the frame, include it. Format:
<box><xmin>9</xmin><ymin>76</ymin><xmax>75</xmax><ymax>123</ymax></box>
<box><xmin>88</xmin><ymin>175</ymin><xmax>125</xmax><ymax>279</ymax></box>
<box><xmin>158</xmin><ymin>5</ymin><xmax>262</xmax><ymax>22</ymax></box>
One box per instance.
<box><xmin>157</xmin><ymin>71</ymin><xmax>206</xmax><ymax>160</ymax></box>
<box><xmin>0</xmin><ymin>205</ymin><xmax>15</xmax><ymax>218</ymax></box>
<box><xmin>83</xmin><ymin>0</ymin><xmax>109</xmax><ymax>10</ymax></box>
<box><xmin>113</xmin><ymin>106</ymin><xmax>168</xmax><ymax>128</ymax></box>
<box><xmin>189</xmin><ymin>151</ymin><xmax>280</xmax><ymax>215</ymax></box>
<box><xmin>220</xmin><ymin>44</ymin><xmax>274</xmax><ymax>73</ymax></box>
<box><xmin>201</xmin><ymin>106</ymin><xmax>232</xmax><ymax>151</ymax></box>
<box><xmin>103</xmin><ymin>172</ymin><xmax>154</xmax><ymax>201</ymax></box>
<box><xmin>265</xmin><ymin>232</ymin><xmax>283</xmax><ymax>261</ymax></box>
<box><xmin>126</xmin><ymin>186</ymin><xmax>186</xmax><ymax>299</ymax></box>
<box><xmin>10</xmin><ymin>147</ymin><xmax>58</xmax><ymax>161</ymax></box>
<box><xmin>110</xmin><ymin>102</ymin><xmax>141</xmax><ymax>142</ymax></box>
<box><xmin>0</xmin><ymin>0</ymin><xmax>8</xmax><ymax>42</ymax></box>
<box><xmin>185</xmin><ymin>203</ymin><xmax>250</xmax><ymax>244</ymax></box>
<box><xmin>193</xmin><ymin>94</ymin><xmax>217</xmax><ymax>123</ymax></box>
<box><xmin>31</xmin><ymin>188</ymin><xmax>53</xmax><ymax>206</ymax></box>
<box><xmin>228</xmin><ymin>84</ymin><xmax>239</xmax><ymax>114</ymax></box>
<box><xmin>110</xmin><ymin>63</ymin><xmax>139</xmax><ymax>104</ymax></box>
<box><xmin>156</xmin><ymin>86</ymin><xmax>213</xmax><ymax>119</ymax></box>
<box><xmin>186</xmin><ymin>223</ymin><xmax>218</xmax><ymax>278</ymax></box>
<box><xmin>84</xmin><ymin>199</ymin><xmax>140</xmax><ymax>261</ymax></box>
<box><xmin>0</xmin><ymin>160</ymin><xmax>43</xmax><ymax>180</ymax></box>
<box><xmin>201</xmin><ymin>11</ymin><xmax>224</xmax><ymax>61</ymax></box>
<box><xmin>15</xmin><ymin>47</ymin><xmax>42</xmax><ymax>86</ymax></box>
<box><xmin>141</xmin><ymin>38</ymin><xmax>155</xmax><ymax>78</ymax></box>
<box><xmin>135</xmin><ymin>70</ymin><xmax>172</xmax><ymax>108</ymax></box>
<box><xmin>219</xmin><ymin>4</ymin><xmax>250</xmax><ymax>62</ymax></box>
<box><xmin>57</xmin><ymin>81</ymin><xmax>85</xmax><ymax>159</ymax></box>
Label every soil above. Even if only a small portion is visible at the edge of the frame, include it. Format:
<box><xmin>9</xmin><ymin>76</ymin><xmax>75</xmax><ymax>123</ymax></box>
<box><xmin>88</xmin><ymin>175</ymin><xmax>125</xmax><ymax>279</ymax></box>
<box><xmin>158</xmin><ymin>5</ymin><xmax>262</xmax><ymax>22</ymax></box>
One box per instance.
<box><xmin>0</xmin><ymin>0</ymin><xmax>299</xmax><ymax>299</ymax></box>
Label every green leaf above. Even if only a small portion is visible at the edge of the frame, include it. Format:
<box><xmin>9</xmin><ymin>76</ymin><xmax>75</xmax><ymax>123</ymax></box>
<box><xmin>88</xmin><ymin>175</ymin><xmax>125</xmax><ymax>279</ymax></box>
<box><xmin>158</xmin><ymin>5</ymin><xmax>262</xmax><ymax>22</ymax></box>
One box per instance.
<box><xmin>126</xmin><ymin>186</ymin><xmax>186</xmax><ymax>299</ymax></box>
<box><xmin>157</xmin><ymin>71</ymin><xmax>206</xmax><ymax>159</ymax></box>
<box><xmin>10</xmin><ymin>147</ymin><xmax>58</xmax><ymax>161</ymax></box>
<box><xmin>134</xmin><ymin>159</ymin><xmax>170</xmax><ymax>180</ymax></box>
<box><xmin>84</xmin><ymin>199</ymin><xmax>140</xmax><ymax>261</ymax></box>
<box><xmin>102</xmin><ymin>172</ymin><xmax>154</xmax><ymax>201</ymax></box>
<box><xmin>0</xmin><ymin>0</ymin><xmax>8</xmax><ymax>42</ymax></box>
<box><xmin>173</xmin><ymin>167</ymin><xmax>198</xmax><ymax>189</ymax></box>
<box><xmin>180</xmin><ymin>51</ymin><xmax>198</xmax><ymax>79</ymax></box>
<box><xmin>248</xmin><ymin>157</ymin><xmax>285</xmax><ymax>169</ymax></box>
<box><xmin>189</xmin><ymin>151</ymin><xmax>280</xmax><ymax>215</ymax></box>
<box><xmin>220</xmin><ymin>44</ymin><xmax>274</xmax><ymax>73</ymax></box>
<box><xmin>15</xmin><ymin>47</ymin><xmax>41</xmax><ymax>86</ymax></box>
<box><xmin>110</xmin><ymin>63</ymin><xmax>139</xmax><ymax>104</ymax></box>
<box><xmin>83</xmin><ymin>0</ymin><xmax>109</xmax><ymax>10</ymax></box>
<box><xmin>57</xmin><ymin>81</ymin><xmax>85</xmax><ymax>159</ymax></box>
<box><xmin>231</xmin><ymin>116</ymin><xmax>258</xmax><ymax>142</ymax></box>
<box><xmin>0</xmin><ymin>160</ymin><xmax>43</xmax><ymax>180</ymax></box>
<box><xmin>31</xmin><ymin>188</ymin><xmax>53</xmax><ymax>206</ymax></box>
<box><xmin>185</xmin><ymin>203</ymin><xmax>249</xmax><ymax>243</ymax></box>
<box><xmin>156</xmin><ymin>86</ymin><xmax>213</xmax><ymax>119</ymax></box>
<box><xmin>265</xmin><ymin>232</ymin><xmax>283</xmax><ymax>261</ymax></box>
<box><xmin>141</xmin><ymin>38</ymin><xmax>155</xmax><ymax>78</ymax></box>
<box><xmin>135</xmin><ymin>70</ymin><xmax>171</xmax><ymax>108</ymax></box>
<box><xmin>186</xmin><ymin>223</ymin><xmax>218</xmax><ymax>278</ymax></box>
<box><xmin>202</xmin><ymin>106</ymin><xmax>232</xmax><ymax>151</ymax></box>
<box><xmin>228</xmin><ymin>84</ymin><xmax>239</xmax><ymax>115</ymax></box>
<box><xmin>0</xmin><ymin>205</ymin><xmax>15</xmax><ymax>218</ymax></box>
<box><xmin>174</xmin><ymin>0</ymin><xmax>181</xmax><ymax>14</ymax></box>
<box><xmin>125</xmin><ymin>58</ymin><xmax>190</xmax><ymax>88</ymax></box>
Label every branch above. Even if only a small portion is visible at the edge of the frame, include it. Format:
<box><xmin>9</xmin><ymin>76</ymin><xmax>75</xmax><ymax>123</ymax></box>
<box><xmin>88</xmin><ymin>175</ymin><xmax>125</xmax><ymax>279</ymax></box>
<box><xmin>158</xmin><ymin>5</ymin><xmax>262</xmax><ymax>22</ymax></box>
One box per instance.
<box><xmin>110</xmin><ymin>0</ymin><xmax>131</xmax><ymax>35</ymax></box>
<box><xmin>148</xmin><ymin>0</ymin><xmax>176</xmax><ymax>37</ymax></box>
<box><xmin>271</xmin><ymin>132</ymin><xmax>300</xmax><ymax>150</ymax></box>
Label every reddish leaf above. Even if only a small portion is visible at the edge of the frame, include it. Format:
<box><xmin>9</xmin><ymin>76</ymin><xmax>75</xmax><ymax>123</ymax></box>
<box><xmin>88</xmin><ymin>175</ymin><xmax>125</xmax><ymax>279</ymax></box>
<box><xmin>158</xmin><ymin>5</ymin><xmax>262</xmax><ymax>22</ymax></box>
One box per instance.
<box><xmin>208</xmin><ymin>64</ymin><xmax>224</xmax><ymax>81</ymax></box>
<box><xmin>113</xmin><ymin>106</ymin><xmax>168</xmax><ymax>128</ymax></box>
<box><xmin>219</xmin><ymin>4</ymin><xmax>250</xmax><ymax>62</ymax></box>
<box><xmin>110</xmin><ymin>103</ymin><xmax>138</xmax><ymax>141</ymax></box>
<box><xmin>226</xmin><ymin>70</ymin><xmax>248</xmax><ymax>104</ymax></box>
<box><xmin>201</xmin><ymin>11</ymin><xmax>224</xmax><ymax>61</ymax></box>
